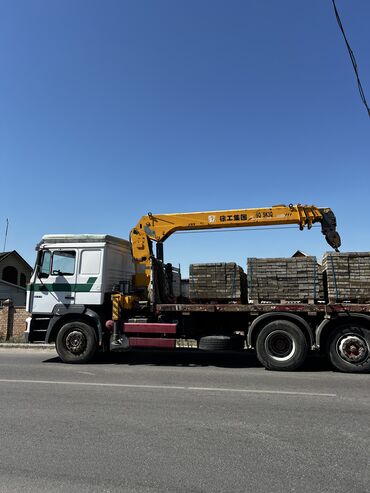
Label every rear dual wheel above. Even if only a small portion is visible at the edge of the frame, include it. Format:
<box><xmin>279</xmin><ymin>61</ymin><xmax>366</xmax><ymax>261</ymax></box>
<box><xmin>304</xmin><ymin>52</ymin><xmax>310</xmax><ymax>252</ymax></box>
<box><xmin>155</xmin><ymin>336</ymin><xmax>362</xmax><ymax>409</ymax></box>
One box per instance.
<box><xmin>256</xmin><ymin>320</ymin><xmax>308</xmax><ymax>371</ymax></box>
<box><xmin>327</xmin><ymin>324</ymin><xmax>370</xmax><ymax>373</ymax></box>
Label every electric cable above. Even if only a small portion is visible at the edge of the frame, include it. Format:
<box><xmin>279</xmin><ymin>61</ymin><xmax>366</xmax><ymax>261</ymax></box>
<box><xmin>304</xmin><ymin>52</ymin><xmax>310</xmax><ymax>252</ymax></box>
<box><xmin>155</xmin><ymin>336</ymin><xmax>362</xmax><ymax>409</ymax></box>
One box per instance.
<box><xmin>331</xmin><ymin>0</ymin><xmax>370</xmax><ymax>117</ymax></box>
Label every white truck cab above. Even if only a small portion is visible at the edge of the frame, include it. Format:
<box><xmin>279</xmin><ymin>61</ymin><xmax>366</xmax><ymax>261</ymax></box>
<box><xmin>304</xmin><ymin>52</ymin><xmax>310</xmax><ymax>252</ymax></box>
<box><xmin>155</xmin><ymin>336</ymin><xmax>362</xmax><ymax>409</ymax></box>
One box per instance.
<box><xmin>26</xmin><ymin>234</ymin><xmax>135</xmax><ymax>349</ymax></box>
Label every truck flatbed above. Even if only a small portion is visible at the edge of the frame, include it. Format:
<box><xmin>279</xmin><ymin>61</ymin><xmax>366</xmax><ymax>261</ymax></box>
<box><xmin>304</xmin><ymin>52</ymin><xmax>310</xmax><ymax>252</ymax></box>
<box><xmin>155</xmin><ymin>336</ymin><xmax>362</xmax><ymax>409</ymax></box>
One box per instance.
<box><xmin>157</xmin><ymin>303</ymin><xmax>370</xmax><ymax>314</ymax></box>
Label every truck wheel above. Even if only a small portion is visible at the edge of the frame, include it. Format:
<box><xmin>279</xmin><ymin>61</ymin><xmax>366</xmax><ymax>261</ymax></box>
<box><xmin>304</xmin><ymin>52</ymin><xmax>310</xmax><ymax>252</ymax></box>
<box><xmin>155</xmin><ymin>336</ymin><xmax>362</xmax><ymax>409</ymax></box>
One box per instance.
<box><xmin>256</xmin><ymin>320</ymin><xmax>308</xmax><ymax>371</ymax></box>
<box><xmin>327</xmin><ymin>324</ymin><xmax>370</xmax><ymax>373</ymax></box>
<box><xmin>56</xmin><ymin>321</ymin><xmax>97</xmax><ymax>364</ymax></box>
<box><xmin>199</xmin><ymin>335</ymin><xmax>243</xmax><ymax>351</ymax></box>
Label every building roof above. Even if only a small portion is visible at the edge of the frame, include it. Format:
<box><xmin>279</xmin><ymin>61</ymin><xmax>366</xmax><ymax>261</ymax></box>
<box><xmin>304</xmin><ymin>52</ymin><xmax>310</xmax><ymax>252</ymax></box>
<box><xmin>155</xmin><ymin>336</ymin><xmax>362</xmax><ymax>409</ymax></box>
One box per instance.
<box><xmin>291</xmin><ymin>250</ymin><xmax>310</xmax><ymax>258</ymax></box>
<box><xmin>0</xmin><ymin>252</ymin><xmax>11</xmax><ymax>262</ymax></box>
<box><xmin>0</xmin><ymin>250</ymin><xmax>33</xmax><ymax>271</ymax></box>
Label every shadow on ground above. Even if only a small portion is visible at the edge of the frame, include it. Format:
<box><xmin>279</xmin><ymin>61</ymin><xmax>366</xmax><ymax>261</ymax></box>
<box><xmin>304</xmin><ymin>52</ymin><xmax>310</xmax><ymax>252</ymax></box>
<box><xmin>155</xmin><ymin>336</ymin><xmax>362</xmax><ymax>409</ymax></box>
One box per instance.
<box><xmin>44</xmin><ymin>349</ymin><xmax>333</xmax><ymax>372</ymax></box>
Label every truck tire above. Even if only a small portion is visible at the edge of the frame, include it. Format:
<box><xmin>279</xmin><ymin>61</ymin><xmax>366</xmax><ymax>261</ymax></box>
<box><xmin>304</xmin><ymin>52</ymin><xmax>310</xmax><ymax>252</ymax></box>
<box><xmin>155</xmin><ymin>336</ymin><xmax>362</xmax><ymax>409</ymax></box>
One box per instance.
<box><xmin>56</xmin><ymin>321</ymin><xmax>97</xmax><ymax>364</ymax></box>
<box><xmin>327</xmin><ymin>324</ymin><xmax>370</xmax><ymax>373</ymax></box>
<box><xmin>256</xmin><ymin>320</ymin><xmax>308</xmax><ymax>371</ymax></box>
<box><xmin>199</xmin><ymin>335</ymin><xmax>243</xmax><ymax>351</ymax></box>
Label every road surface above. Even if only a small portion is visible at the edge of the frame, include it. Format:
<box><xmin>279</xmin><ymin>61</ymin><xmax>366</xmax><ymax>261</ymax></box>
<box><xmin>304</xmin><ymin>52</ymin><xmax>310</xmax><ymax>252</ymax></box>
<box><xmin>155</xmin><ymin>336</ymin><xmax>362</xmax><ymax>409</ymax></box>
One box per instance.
<box><xmin>0</xmin><ymin>348</ymin><xmax>369</xmax><ymax>492</ymax></box>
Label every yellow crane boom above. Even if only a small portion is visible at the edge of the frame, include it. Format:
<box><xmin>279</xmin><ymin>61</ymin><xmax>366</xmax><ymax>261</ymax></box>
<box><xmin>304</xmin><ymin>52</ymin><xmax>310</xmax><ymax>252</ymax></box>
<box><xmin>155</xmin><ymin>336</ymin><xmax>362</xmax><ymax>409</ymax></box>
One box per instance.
<box><xmin>130</xmin><ymin>204</ymin><xmax>341</xmax><ymax>288</ymax></box>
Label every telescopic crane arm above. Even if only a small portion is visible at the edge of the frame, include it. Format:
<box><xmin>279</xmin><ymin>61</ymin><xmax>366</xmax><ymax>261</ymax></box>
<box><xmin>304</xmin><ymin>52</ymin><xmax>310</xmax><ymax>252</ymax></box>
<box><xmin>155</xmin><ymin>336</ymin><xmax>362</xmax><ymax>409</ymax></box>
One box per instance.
<box><xmin>130</xmin><ymin>204</ymin><xmax>341</xmax><ymax>287</ymax></box>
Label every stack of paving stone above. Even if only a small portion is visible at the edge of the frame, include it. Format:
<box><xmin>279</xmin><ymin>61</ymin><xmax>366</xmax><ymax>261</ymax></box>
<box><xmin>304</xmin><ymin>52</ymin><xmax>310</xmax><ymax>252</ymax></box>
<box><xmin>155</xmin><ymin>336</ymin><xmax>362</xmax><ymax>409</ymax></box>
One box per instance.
<box><xmin>171</xmin><ymin>267</ymin><xmax>181</xmax><ymax>298</ymax></box>
<box><xmin>322</xmin><ymin>252</ymin><xmax>370</xmax><ymax>303</ymax></box>
<box><xmin>189</xmin><ymin>263</ymin><xmax>248</xmax><ymax>302</ymax></box>
<box><xmin>247</xmin><ymin>256</ymin><xmax>323</xmax><ymax>303</ymax></box>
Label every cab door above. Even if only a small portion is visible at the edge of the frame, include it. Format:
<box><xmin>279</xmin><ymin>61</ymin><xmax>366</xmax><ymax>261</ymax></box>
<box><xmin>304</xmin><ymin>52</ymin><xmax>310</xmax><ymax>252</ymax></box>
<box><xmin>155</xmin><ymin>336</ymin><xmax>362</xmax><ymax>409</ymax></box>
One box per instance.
<box><xmin>30</xmin><ymin>249</ymin><xmax>77</xmax><ymax>314</ymax></box>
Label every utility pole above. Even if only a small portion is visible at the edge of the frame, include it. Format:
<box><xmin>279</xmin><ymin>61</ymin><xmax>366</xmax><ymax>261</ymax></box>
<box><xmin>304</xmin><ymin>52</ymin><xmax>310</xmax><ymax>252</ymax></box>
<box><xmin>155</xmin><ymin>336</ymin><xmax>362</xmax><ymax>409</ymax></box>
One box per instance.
<box><xmin>3</xmin><ymin>218</ymin><xmax>9</xmax><ymax>252</ymax></box>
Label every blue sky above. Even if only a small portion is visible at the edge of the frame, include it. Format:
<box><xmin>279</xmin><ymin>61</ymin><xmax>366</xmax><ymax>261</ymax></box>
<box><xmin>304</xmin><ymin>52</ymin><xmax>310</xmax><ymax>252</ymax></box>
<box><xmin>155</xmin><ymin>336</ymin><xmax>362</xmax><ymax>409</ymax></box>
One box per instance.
<box><xmin>1</xmin><ymin>0</ymin><xmax>369</xmax><ymax>273</ymax></box>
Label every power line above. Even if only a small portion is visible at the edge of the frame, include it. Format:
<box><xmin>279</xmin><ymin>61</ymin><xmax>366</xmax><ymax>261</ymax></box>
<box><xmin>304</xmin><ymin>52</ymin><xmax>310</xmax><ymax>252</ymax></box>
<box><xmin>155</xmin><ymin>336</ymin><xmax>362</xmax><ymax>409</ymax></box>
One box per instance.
<box><xmin>331</xmin><ymin>0</ymin><xmax>370</xmax><ymax>117</ymax></box>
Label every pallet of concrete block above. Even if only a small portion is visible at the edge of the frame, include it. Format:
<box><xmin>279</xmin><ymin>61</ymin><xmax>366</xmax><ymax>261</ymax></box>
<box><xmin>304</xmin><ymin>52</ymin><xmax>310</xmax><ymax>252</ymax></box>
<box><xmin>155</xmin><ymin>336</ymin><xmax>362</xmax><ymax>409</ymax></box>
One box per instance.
<box><xmin>322</xmin><ymin>252</ymin><xmax>370</xmax><ymax>303</ymax></box>
<box><xmin>247</xmin><ymin>256</ymin><xmax>324</xmax><ymax>303</ymax></box>
<box><xmin>171</xmin><ymin>267</ymin><xmax>182</xmax><ymax>299</ymax></box>
<box><xmin>189</xmin><ymin>262</ymin><xmax>248</xmax><ymax>303</ymax></box>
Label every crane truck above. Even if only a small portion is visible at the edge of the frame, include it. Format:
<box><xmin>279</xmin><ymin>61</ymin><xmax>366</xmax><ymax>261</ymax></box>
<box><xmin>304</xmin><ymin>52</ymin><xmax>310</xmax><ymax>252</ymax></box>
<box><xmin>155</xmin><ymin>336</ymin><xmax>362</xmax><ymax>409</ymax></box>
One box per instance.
<box><xmin>25</xmin><ymin>204</ymin><xmax>370</xmax><ymax>373</ymax></box>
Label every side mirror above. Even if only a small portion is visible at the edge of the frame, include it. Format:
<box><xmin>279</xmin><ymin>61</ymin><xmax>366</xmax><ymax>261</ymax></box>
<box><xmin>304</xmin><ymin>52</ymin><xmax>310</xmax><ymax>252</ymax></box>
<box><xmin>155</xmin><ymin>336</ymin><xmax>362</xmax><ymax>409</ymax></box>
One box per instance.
<box><xmin>37</xmin><ymin>270</ymin><xmax>49</xmax><ymax>279</ymax></box>
<box><xmin>36</xmin><ymin>250</ymin><xmax>51</xmax><ymax>279</ymax></box>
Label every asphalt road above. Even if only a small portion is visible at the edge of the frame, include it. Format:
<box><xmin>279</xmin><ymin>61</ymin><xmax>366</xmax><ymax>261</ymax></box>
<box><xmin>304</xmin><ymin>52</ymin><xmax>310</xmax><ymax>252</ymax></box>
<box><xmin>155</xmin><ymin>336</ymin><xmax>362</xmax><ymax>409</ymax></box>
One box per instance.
<box><xmin>0</xmin><ymin>348</ymin><xmax>369</xmax><ymax>493</ymax></box>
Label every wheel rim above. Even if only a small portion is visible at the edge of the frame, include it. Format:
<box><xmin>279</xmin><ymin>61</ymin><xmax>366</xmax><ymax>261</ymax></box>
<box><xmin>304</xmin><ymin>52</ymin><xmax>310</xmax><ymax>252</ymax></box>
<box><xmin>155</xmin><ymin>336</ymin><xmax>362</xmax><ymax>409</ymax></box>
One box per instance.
<box><xmin>265</xmin><ymin>331</ymin><xmax>296</xmax><ymax>361</ymax></box>
<box><xmin>337</xmin><ymin>334</ymin><xmax>368</xmax><ymax>364</ymax></box>
<box><xmin>65</xmin><ymin>330</ymin><xmax>87</xmax><ymax>355</ymax></box>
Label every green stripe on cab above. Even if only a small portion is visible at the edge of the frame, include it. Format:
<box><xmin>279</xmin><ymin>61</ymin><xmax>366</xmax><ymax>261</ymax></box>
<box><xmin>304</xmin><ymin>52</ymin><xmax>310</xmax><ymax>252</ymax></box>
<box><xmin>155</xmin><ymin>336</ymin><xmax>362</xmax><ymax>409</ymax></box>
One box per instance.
<box><xmin>27</xmin><ymin>277</ymin><xmax>97</xmax><ymax>293</ymax></box>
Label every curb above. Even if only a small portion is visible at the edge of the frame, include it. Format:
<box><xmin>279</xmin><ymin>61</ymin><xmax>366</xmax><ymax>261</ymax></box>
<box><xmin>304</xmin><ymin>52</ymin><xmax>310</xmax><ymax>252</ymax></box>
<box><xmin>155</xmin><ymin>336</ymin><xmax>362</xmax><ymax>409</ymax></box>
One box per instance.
<box><xmin>0</xmin><ymin>343</ymin><xmax>55</xmax><ymax>350</ymax></box>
